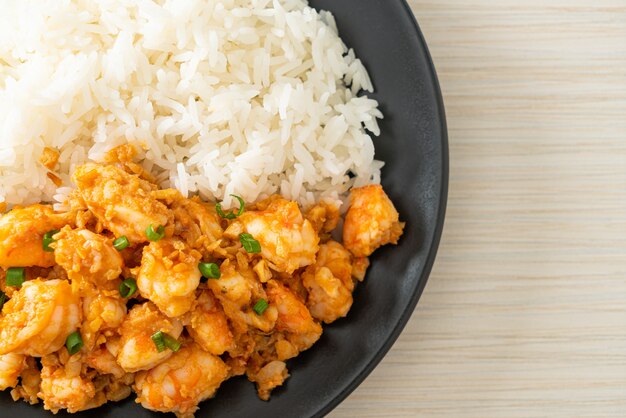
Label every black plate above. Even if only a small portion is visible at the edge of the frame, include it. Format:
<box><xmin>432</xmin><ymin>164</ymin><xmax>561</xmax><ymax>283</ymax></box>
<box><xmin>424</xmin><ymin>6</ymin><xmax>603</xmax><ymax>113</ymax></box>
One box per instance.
<box><xmin>0</xmin><ymin>1</ymin><xmax>447</xmax><ymax>417</ymax></box>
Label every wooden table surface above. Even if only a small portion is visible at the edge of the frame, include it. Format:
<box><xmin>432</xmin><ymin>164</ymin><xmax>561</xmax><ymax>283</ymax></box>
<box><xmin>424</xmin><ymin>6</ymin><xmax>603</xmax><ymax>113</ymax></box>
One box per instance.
<box><xmin>332</xmin><ymin>1</ymin><xmax>626</xmax><ymax>417</ymax></box>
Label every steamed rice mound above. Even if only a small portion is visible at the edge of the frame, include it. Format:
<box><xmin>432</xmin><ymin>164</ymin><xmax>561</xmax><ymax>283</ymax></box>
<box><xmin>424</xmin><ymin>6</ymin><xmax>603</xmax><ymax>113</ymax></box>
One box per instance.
<box><xmin>0</xmin><ymin>0</ymin><xmax>383</xmax><ymax>209</ymax></box>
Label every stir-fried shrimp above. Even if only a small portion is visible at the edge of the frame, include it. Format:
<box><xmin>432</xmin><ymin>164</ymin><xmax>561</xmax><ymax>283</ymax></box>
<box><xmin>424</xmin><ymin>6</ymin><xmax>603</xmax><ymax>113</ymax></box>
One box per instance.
<box><xmin>0</xmin><ymin>353</ymin><xmax>26</xmax><ymax>390</ymax></box>
<box><xmin>186</xmin><ymin>290</ymin><xmax>234</xmax><ymax>355</ymax></box>
<box><xmin>10</xmin><ymin>356</ymin><xmax>40</xmax><ymax>404</ymax></box>
<box><xmin>0</xmin><ymin>159</ymin><xmax>404</xmax><ymax>416</ymax></box>
<box><xmin>314</xmin><ymin>241</ymin><xmax>355</xmax><ymax>287</ymax></box>
<box><xmin>266</xmin><ymin>280</ymin><xmax>322</xmax><ymax>350</ymax></box>
<box><xmin>170</xmin><ymin>196</ymin><xmax>223</xmax><ymax>250</ymax></box>
<box><xmin>134</xmin><ymin>343</ymin><xmax>229</xmax><ymax>418</ymax></box>
<box><xmin>137</xmin><ymin>239</ymin><xmax>202</xmax><ymax>318</ymax></box>
<box><xmin>72</xmin><ymin>163</ymin><xmax>173</xmax><ymax>244</ymax></box>
<box><xmin>81</xmin><ymin>291</ymin><xmax>127</xmax><ymax>349</ymax></box>
<box><xmin>305</xmin><ymin>200</ymin><xmax>341</xmax><ymax>235</ymax></box>
<box><xmin>54</xmin><ymin>227</ymin><xmax>124</xmax><ymax>288</ymax></box>
<box><xmin>117</xmin><ymin>302</ymin><xmax>183</xmax><ymax>373</ymax></box>
<box><xmin>235</xmin><ymin>197</ymin><xmax>319</xmax><ymax>273</ymax></box>
<box><xmin>302</xmin><ymin>241</ymin><xmax>355</xmax><ymax>323</ymax></box>
<box><xmin>38</xmin><ymin>352</ymin><xmax>105</xmax><ymax>413</ymax></box>
<box><xmin>249</xmin><ymin>360</ymin><xmax>288</xmax><ymax>401</ymax></box>
<box><xmin>85</xmin><ymin>345</ymin><xmax>135</xmax><ymax>403</ymax></box>
<box><xmin>206</xmin><ymin>261</ymin><xmax>278</xmax><ymax>333</ymax></box>
<box><xmin>0</xmin><ymin>205</ymin><xmax>73</xmax><ymax>268</ymax></box>
<box><xmin>0</xmin><ymin>279</ymin><xmax>81</xmax><ymax>357</ymax></box>
<box><xmin>86</xmin><ymin>345</ymin><xmax>127</xmax><ymax>379</ymax></box>
<box><xmin>343</xmin><ymin>184</ymin><xmax>405</xmax><ymax>257</ymax></box>
<box><xmin>99</xmin><ymin>373</ymin><xmax>135</xmax><ymax>403</ymax></box>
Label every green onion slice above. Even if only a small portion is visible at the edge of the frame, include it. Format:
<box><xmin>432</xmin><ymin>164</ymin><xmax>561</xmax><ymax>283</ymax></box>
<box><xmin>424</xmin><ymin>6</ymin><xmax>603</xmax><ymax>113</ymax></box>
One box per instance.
<box><xmin>113</xmin><ymin>235</ymin><xmax>130</xmax><ymax>251</ymax></box>
<box><xmin>151</xmin><ymin>331</ymin><xmax>181</xmax><ymax>353</ymax></box>
<box><xmin>66</xmin><ymin>331</ymin><xmax>83</xmax><ymax>355</ymax></box>
<box><xmin>146</xmin><ymin>224</ymin><xmax>165</xmax><ymax>241</ymax></box>
<box><xmin>42</xmin><ymin>229</ymin><xmax>59</xmax><ymax>252</ymax></box>
<box><xmin>216</xmin><ymin>195</ymin><xmax>245</xmax><ymax>219</ymax></box>
<box><xmin>151</xmin><ymin>331</ymin><xmax>166</xmax><ymax>352</ymax></box>
<box><xmin>253</xmin><ymin>298</ymin><xmax>269</xmax><ymax>316</ymax></box>
<box><xmin>119</xmin><ymin>278</ymin><xmax>137</xmax><ymax>298</ymax></box>
<box><xmin>5</xmin><ymin>267</ymin><xmax>25</xmax><ymax>288</ymax></box>
<box><xmin>198</xmin><ymin>262</ymin><xmax>220</xmax><ymax>279</ymax></box>
<box><xmin>239</xmin><ymin>233</ymin><xmax>261</xmax><ymax>253</ymax></box>
<box><xmin>0</xmin><ymin>291</ymin><xmax>6</xmax><ymax>311</ymax></box>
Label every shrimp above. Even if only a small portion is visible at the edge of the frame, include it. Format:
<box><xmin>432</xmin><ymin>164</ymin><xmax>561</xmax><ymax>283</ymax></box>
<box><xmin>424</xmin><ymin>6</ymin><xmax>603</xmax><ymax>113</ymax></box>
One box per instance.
<box><xmin>99</xmin><ymin>373</ymin><xmax>134</xmax><ymax>403</ymax></box>
<box><xmin>265</xmin><ymin>280</ymin><xmax>322</xmax><ymax>352</ymax></box>
<box><xmin>38</xmin><ymin>352</ymin><xmax>105</xmax><ymax>413</ymax></box>
<box><xmin>102</xmin><ymin>144</ymin><xmax>158</xmax><ymax>185</ymax></box>
<box><xmin>117</xmin><ymin>302</ymin><xmax>183</xmax><ymax>373</ymax></box>
<box><xmin>343</xmin><ymin>184</ymin><xmax>405</xmax><ymax>257</ymax></box>
<box><xmin>85</xmin><ymin>345</ymin><xmax>127</xmax><ymax>379</ymax></box>
<box><xmin>305</xmin><ymin>199</ymin><xmax>340</xmax><ymax>234</ymax></box>
<box><xmin>0</xmin><ymin>279</ymin><xmax>81</xmax><ymax>357</ymax></box>
<box><xmin>302</xmin><ymin>241</ymin><xmax>355</xmax><ymax>323</ymax></box>
<box><xmin>72</xmin><ymin>163</ymin><xmax>173</xmax><ymax>244</ymax></box>
<box><xmin>54</xmin><ymin>227</ymin><xmax>124</xmax><ymax>288</ymax></box>
<box><xmin>0</xmin><ymin>204</ymin><xmax>72</xmax><ymax>268</ymax></box>
<box><xmin>0</xmin><ymin>353</ymin><xmax>26</xmax><ymax>390</ymax></box>
<box><xmin>234</xmin><ymin>197</ymin><xmax>319</xmax><ymax>274</ymax></box>
<box><xmin>352</xmin><ymin>256</ymin><xmax>370</xmax><ymax>282</ymax></box>
<box><xmin>10</xmin><ymin>356</ymin><xmax>40</xmax><ymax>404</ymax></box>
<box><xmin>249</xmin><ymin>360</ymin><xmax>289</xmax><ymax>401</ymax></box>
<box><xmin>137</xmin><ymin>239</ymin><xmax>202</xmax><ymax>318</ymax></box>
<box><xmin>134</xmin><ymin>342</ymin><xmax>229</xmax><ymax>418</ymax></box>
<box><xmin>186</xmin><ymin>290</ymin><xmax>234</xmax><ymax>355</ymax></box>
<box><xmin>85</xmin><ymin>345</ymin><xmax>135</xmax><ymax>402</ymax></box>
<box><xmin>207</xmin><ymin>261</ymin><xmax>277</xmax><ymax>333</ymax></box>
<box><xmin>170</xmin><ymin>196</ymin><xmax>223</xmax><ymax>250</ymax></box>
<box><xmin>81</xmin><ymin>290</ymin><xmax>127</xmax><ymax>349</ymax></box>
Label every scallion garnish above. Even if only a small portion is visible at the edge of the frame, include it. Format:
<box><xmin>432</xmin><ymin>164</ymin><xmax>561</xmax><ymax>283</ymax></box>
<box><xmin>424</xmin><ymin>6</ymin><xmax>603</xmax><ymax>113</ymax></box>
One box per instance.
<box><xmin>43</xmin><ymin>229</ymin><xmax>59</xmax><ymax>252</ymax></box>
<box><xmin>253</xmin><ymin>298</ymin><xmax>269</xmax><ymax>315</ymax></box>
<box><xmin>239</xmin><ymin>233</ymin><xmax>261</xmax><ymax>253</ymax></box>
<box><xmin>198</xmin><ymin>262</ymin><xmax>220</xmax><ymax>279</ymax></box>
<box><xmin>151</xmin><ymin>331</ymin><xmax>181</xmax><ymax>353</ymax></box>
<box><xmin>216</xmin><ymin>194</ymin><xmax>245</xmax><ymax>219</ymax></box>
<box><xmin>0</xmin><ymin>291</ymin><xmax>6</xmax><ymax>311</ymax></box>
<box><xmin>5</xmin><ymin>267</ymin><xmax>25</xmax><ymax>288</ymax></box>
<box><xmin>151</xmin><ymin>331</ymin><xmax>166</xmax><ymax>352</ymax></box>
<box><xmin>113</xmin><ymin>235</ymin><xmax>130</xmax><ymax>251</ymax></box>
<box><xmin>146</xmin><ymin>224</ymin><xmax>165</xmax><ymax>241</ymax></box>
<box><xmin>119</xmin><ymin>278</ymin><xmax>137</xmax><ymax>298</ymax></box>
<box><xmin>65</xmin><ymin>331</ymin><xmax>83</xmax><ymax>355</ymax></box>
<box><xmin>163</xmin><ymin>333</ymin><xmax>182</xmax><ymax>352</ymax></box>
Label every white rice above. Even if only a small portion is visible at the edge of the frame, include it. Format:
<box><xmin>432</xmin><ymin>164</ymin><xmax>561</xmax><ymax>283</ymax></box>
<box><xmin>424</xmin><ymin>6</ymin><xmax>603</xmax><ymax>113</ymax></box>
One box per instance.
<box><xmin>0</xmin><ymin>0</ymin><xmax>383</xmax><ymax>210</ymax></box>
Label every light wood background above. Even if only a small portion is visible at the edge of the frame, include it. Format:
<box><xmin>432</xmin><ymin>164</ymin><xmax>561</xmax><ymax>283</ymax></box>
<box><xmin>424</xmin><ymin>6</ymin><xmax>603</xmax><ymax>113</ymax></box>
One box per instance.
<box><xmin>332</xmin><ymin>1</ymin><xmax>626</xmax><ymax>417</ymax></box>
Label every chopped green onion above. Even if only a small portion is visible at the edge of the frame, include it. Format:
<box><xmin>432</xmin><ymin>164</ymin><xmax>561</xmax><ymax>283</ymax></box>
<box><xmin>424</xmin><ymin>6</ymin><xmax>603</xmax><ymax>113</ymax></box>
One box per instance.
<box><xmin>0</xmin><ymin>291</ymin><xmax>6</xmax><ymax>311</ymax></box>
<box><xmin>43</xmin><ymin>229</ymin><xmax>59</xmax><ymax>252</ymax></box>
<box><xmin>119</xmin><ymin>278</ymin><xmax>137</xmax><ymax>298</ymax></box>
<box><xmin>151</xmin><ymin>331</ymin><xmax>165</xmax><ymax>352</ymax></box>
<box><xmin>198</xmin><ymin>262</ymin><xmax>220</xmax><ymax>279</ymax></box>
<box><xmin>239</xmin><ymin>233</ymin><xmax>261</xmax><ymax>253</ymax></box>
<box><xmin>5</xmin><ymin>267</ymin><xmax>25</xmax><ymax>288</ymax></box>
<box><xmin>146</xmin><ymin>224</ymin><xmax>165</xmax><ymax>241</ymax></box>
<box><xmin>253</xmin><ymin>298</ymin><xmax>269</xmax><ymax>316</ymax></box>
<box><xmin>151</xmin><ymin>331</ymin><xmax>181</xmax><ymax>353</ymax></box>
<box><xmin>66</xmin><ymin>331</ymin><xmax>83</xmax><ymax>355</ymax></box>
<box><xmin>113</xmin><ymin>235</ymin><xmax>130</xmax><ymax>251</ymax></box>
<box><xmin>163</xmin><ymin>333</ymin><xmax>182</xmax><ymax>352</ymax></box>
<box><xmin>216</xmin><ymin>194</ymin><xmax>245</xmax><ymax>219</ymax></box>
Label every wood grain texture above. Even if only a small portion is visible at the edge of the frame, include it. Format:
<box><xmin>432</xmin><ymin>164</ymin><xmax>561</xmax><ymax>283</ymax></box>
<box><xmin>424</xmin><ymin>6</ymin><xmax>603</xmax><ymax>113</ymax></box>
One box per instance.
<box><xmin>331</xmin><ymin>1</ymin><xmax>626</xmax><ymax>417</ymax></box>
